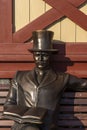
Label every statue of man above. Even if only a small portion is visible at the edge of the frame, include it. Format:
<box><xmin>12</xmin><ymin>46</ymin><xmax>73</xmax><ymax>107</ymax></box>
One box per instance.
<box><xmin>3</xmin><ymin>30</ymin><xmax>87</xmax><ymax>130</ymax></box>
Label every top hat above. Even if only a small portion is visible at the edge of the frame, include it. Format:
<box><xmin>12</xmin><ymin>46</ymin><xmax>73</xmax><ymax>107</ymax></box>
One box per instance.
<box><xmin>29</xmin><ymin>30</ymin><xmax>58</xmax><ymax>53</ymax></box>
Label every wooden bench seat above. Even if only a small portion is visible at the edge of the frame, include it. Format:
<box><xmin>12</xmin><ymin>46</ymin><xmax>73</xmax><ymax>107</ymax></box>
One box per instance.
<box><xmin>58</xmin><ymin>91</ymin><xmax>87</xmax><ymax>129</ymax></box>
<box><xmin>0</xmin><ymin>84</ymin><xmax>14</xmax><ymax>130</ymax></box>
<box><xmin>0</xmin><ymin>43</ymin><xmax>87</xmax><ymax>129</ymax></box>
<box><xmin>1</xmin><ymin>85</ymin><xmax>87</xmax><ymax>129</ymax></box>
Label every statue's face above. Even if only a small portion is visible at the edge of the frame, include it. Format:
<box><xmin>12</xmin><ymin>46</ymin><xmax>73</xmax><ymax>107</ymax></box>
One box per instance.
<box><xmin>33</xmin><ymin>51</ymin><xmax>50</xmax><ymax>70</ymax></box>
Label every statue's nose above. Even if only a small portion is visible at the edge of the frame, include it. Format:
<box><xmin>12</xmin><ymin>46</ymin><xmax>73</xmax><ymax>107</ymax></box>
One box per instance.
<box><xmin>39</xmin><ymin>55</ymin><xmax>43</xmax><ymax>61</ymax></box>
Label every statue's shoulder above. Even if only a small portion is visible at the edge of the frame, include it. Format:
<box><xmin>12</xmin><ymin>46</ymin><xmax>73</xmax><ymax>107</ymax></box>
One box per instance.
<box><xmin>56</xmin><ymin>71</ymin><xmax>70</xmax><ymax>83</ymax></box>
<box><xmin>56</xmin><ymin>71</ymin><xmax>69</xmax><ymax>77</ymax></box>
<box><xmin>14</xmin><ymin>70</ymin><xmax>32</xmax><ymax>81</ymax></box>
<box><xmin>11</xmin><ymin>70</ymin><xmax>33</xmax><ymax>88</ymax></box>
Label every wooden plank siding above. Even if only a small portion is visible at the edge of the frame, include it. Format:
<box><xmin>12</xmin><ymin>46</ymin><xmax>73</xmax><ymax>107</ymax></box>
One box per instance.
<box><xmin>44</xmin><ymin>0</ymin><xmax>87</xmax><ymax>30</ymax></box>
<box><xmin>0</xmin><ymin>0</ymin><xmax>12</xmax><ymax>43</ymax></box>
<box><xmin>0</xmin><ymin>43</ymin><xmax>86</xmax><ymax>78</ymax></box>
<box><xmin>13</xmin><ymin>0</ymin><xmax>87</xmax><ymax>42</ymax></box>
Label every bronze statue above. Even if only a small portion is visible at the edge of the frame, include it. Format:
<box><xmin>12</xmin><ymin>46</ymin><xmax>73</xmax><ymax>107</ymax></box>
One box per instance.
<box><xmin>3</xmin><ymin>30</ymin><xmax>87</xmax><ymax>130</ymax></box>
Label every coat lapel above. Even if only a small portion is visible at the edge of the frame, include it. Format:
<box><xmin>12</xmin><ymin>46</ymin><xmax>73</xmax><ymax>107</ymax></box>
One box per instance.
<box><xmin>27</xmin><ymin>69</ymin><xmax>39</xmax><ymax>86</ymax></box>
<box><xmin>39</xmin><ymin>69</ymin><xmax>57</xmax><ymax>87</ymax></box>
<box><xmin>27</xmin><ymin>69</ymin><xmax>57</xmax><ymax>87</ymax></box>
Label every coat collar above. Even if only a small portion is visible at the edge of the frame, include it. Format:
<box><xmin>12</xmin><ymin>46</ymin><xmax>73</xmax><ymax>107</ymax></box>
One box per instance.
<box><xmin>27</xmin><ymin>68</ymin><xmax>57</xmax><ymax>87</ymax></box>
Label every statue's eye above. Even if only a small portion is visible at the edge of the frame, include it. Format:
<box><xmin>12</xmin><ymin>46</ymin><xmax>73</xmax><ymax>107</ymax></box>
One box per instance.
<box><xmin>36</xmin><ymin>54</ymin><xmax>40</xmax><ymax>56</ymax></box>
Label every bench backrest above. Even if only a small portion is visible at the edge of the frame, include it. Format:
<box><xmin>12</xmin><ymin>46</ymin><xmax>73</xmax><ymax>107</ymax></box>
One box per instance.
<box><xmin>0</xmin><ymin>43</ymin><xmax>87</xmax><ymax>129</ymax></box>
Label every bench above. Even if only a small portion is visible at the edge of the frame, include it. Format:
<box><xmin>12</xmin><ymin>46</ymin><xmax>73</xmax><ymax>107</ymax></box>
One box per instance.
<box><xmin>0</xmin><ymin>42</ymin><xmax>87</xmax><ymax>130</ymax></box>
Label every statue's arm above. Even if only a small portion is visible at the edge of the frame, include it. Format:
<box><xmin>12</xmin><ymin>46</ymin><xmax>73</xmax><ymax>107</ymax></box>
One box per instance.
<box><xmin>66</xmin><ymin>74</ymin><xmax>87</xmax><ymax>91</ymax></box>
<box><xmin>4</xmin><ymin>79</ymin><xmax>18</xmax><ymax>110</ymax></box>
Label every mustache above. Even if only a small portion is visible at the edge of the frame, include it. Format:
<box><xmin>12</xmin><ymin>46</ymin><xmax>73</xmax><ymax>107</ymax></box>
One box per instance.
<box><xmin>36</xmin><ymin>61</ymin><xmax>46</xmax><ymax>64</ymax></box>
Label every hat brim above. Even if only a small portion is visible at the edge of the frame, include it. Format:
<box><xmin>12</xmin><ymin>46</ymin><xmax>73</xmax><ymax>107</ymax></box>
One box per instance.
<box><xmin>28</xmin><ymin>49</ymin><xmax>59</xmax><ymax>53</ymax></box>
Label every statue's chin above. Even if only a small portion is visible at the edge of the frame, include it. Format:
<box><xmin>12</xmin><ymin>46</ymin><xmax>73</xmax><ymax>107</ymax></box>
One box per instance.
<box><xmin>35</xmin><ymin>62</ymin><xmax>50</xmax><ymax>70</ymax></box>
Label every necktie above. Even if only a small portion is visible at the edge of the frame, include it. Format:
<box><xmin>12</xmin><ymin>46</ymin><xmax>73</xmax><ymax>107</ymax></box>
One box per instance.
<box><xmin>36</xmin><ymin>71</ymin><xmax>45</xmax><ymax>84</ymax></box>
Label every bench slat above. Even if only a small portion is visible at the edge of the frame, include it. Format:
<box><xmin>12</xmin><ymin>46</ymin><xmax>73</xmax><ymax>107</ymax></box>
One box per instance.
<box><xmin>0</xmin><ymin>128</ymin><xmax>11</xmax><ymax>130</ymax></box>
<box><xmin>0</xmin><ymin>91</ymin><xmax>8</xmax><ymax>97</ymax></box>
<box><xmin>0</xmin><ymin>120</ymin><xmax>14</xmax><ymax>126</ymax></box>
<box><xmin>60</xmin><ymin>106</ymin><xmax>87</xmax><ymax>112</ymax></box>
<box><xmin>58</xmin><ymin>128</ymin><xmax>87</xmax><ymax>130</ymax></box>
<box><xmin>62</xmin><ymin>92</ymin><xmax>87</xmax><ymax>98</ymax></box>
<box><xmin>58</xmin><ymin>113</ymin><xmax>87</xmax><ymax>120</ymax></box>
<box><xmin>60</xmin><ymin>98</ymin><xmax>87</xmax><ymax>105</ymax></box>
<box><xmin>0</xmin><ymin>85</ymin><xmax>9</xmax><ymax>90</ymax></box>
<box><xmin>0</xmin><ymin>106</ymin><xmax>3</xmax><ymax>111</ymax></box>
<box><xmin>57</xmin><ymin>119</ymin><xmax>87</xmax><ymax>126</ymax></box>
<box><xmin>0</xmin><ymin>98</ymin><xmax>6</xmax><ymax>105</ymax></box>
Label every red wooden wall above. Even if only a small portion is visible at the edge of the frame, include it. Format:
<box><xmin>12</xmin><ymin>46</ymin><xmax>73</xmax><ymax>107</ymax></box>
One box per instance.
<box><xmin>0</xmin><ymin>0</ymin><xmax>87</xmax><ymax>78</ymax></box>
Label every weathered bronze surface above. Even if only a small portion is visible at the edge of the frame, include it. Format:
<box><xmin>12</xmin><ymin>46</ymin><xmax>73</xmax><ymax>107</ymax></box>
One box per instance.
<box><xmin>4</xmin><ymin>30</ymin><xmax>87</xmax><ymax>130</ymax></box>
